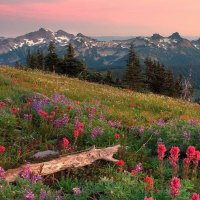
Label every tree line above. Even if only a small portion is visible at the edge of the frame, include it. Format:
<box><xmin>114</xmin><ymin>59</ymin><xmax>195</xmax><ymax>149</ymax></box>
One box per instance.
<box><xmin>17</xmin><ymin>41</ymin><xmax>192</xmax><ymax>99</ymax></box>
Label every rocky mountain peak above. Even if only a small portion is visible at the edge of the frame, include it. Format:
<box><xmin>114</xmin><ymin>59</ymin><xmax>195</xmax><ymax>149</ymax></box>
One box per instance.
<box><xmin>151</xmin><ymin>33</ymin><xmax>163</xmax><ymax>40</ymax></box>
<box><xmin>169</xmin><ymin>32</ymin><xmax>182</xmax><ymax>40</ymax></box>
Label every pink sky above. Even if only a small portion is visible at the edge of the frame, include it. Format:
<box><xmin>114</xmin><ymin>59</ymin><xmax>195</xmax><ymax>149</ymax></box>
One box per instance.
<box><xmin>0</xmin><ymin>0</ymin><xmax>200</xmax><ymax>37</ymax></box>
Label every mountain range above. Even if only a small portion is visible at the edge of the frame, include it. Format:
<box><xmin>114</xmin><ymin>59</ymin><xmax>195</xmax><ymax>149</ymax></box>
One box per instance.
<box><xmin>0</xmin><ymin>28</ymin><xmax>200</xmax><ymax>86</ymax></box>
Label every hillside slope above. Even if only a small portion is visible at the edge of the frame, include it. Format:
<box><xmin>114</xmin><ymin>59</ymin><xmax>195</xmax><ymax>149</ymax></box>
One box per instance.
<box><xmin>0</xmin><ymin>66</ymin><xmax>200</xmax><ymax>125</ymax></box>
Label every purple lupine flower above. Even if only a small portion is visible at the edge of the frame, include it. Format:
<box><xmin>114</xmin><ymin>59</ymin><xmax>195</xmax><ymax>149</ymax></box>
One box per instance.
<box><xmin>31</xmin><ymin>174</ymin><xmax>42</xmax><ymax>184</ymax></box>
<box><xmin>188</xmin><ymin>119</ymin><xmax>198</xmax><ymax>126</ymax></box>
<box><xmin>20</xmin><ymin>166</ymin><xmax>31</xmax><ymax>180</ymax></box>
<box><xmin>98</xmin><ymin>114</ymin><xmax>105</xmax><ymax>121</ymax></box>
<box><xmin>0</xmin><ymin>167</ymin><xmax>5</xmax><ymax>179</ymax></box>
<box><xmin>90</xmin><ymin>127</ymin><xmax>104</xmax><ymax>138</ymax></box>
<box><xmin>74</xmin><ymin>117</ymin><xmax>80</xmax><ymax>127</ymax></box>
<box><xmin>54</xmin><ymin>115</ymin><xmax>69</xmax><ymax>128</ymax></box>
<box><xmin>157</xmin><ymin>119</ymin><xmax>165</xmax><ymax>126</ymax></box>
<box><xmin>40</xmin><ymin>189</ymin><xmax>47</xmax><ymax>200</ymax></box>
<box><xmin>55</xmin><ymin>190</ymin><xmax>62</xmax><ymax>200</ymax></box>
<box><xmin>183</xmin><ymin>131</ymin><xmax>191</xmax><ymax>140</ymax></box>
<box><xmin>157</xmin><ymin>138</ymin><xmax>163</xmax><ymax>145</ymax></box>
<box><xmin>51</xmin><ymin>93</ymin><xmax>68</xmax><ymax>105</ymax></box>
<box><xmin>32</xmin><ymin>96</ymin><xmax>49</xmax><ymax>111</ymax></box>
<box><xmin>76</xmin><ymin>108</ymin><xmax>82</xmax><ymax>117</ymax></box>
<box><xmin>138</xmin><ymin>126</ymin><xmax>145</xmax><ymax>134</ymax></box>
<box><xmin>135</xmin><ymin>163</ymin><xmax>143</xmax><ymax>172</ymax></box>
<box><xmin>72</xmin><ymin>187</ymin><xmax>82</xmax><ymax>195</ymax></box>
<box><xmin>88</xmin><ymin>108</ymin><xmax>96</xmax><ymax>121</ymax></box>
<box><xmin>108</xmin><ymin>120</ymin><xmax>122</xmax><ymax>129</ymax></box>
<box><xmin>24</xmin><ymin>114</ymin><xmax>32</xmax><ymax>120</ymax></box>
<box><xmin>24</xmin><ymin>189</ymin><xmax>35</xmax><ymax>200</ymax></box>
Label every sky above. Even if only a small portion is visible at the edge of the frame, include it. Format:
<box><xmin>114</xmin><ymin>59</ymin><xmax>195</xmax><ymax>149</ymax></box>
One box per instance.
<box><xmin>0</xmin><ymin>0</ymin><xmax>200</xmax><ymax>37</ymax></box>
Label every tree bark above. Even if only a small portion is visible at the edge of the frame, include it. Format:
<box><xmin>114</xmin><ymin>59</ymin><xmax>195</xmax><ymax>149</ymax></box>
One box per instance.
<box><xmin>4</xmin><ymin>145</ymin><xmax>120</xmax><ymax>182</ymax></box>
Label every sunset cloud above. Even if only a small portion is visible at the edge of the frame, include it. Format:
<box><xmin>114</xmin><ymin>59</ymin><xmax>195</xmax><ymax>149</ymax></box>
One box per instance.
<box><xmin>0</xmin><ymin>0</ymin><xmax>200</xmax><ymax>37</ymax></box>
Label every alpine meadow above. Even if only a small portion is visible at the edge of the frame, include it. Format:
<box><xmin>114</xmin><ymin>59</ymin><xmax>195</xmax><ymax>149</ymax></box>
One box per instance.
<box><xmin>1</xmin><ymin>0</ymin><xmax>200</xmax><ymax>200</ymax></box>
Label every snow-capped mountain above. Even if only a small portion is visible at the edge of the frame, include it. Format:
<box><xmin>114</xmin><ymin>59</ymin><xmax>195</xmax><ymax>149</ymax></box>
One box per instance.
<box><xmin>1</xmin><ymin>28</ymin><xmax>200</xmax><ymax>71</ymax></box>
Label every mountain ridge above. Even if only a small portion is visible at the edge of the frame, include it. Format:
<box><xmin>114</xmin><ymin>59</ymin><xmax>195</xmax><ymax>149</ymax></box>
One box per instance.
<box><xmin>1</xmin><ymin>28</ymin><xmax>200</xmax><ymax>86</ymax></box>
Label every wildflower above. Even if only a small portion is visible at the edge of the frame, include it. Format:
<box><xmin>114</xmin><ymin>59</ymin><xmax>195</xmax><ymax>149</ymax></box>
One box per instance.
<box><xmin>115</xmin><ymin>133</ymin><xmax>120</xmax><ymax>139</ymax></box>
<box><xmin>0</xmin><ymin>146</ymin><xmax>6</xmax><ymax>153</ymax></box>
<box><xmin>131</xmin><ymin>169</ymin><xmax>137</xmax><ymax>175</ymax></box>
<box><xmin>40</xmin><ymin>189</ymin><xmax>47</xmax><ymax>200</ymax></box>
<box><xmin>144</xmin><ymin>197</ymin><xmax>154</xmax><ymax>200</ymax></box>
<box><xmin>74</xmin><ymin>129</ymin><xmax>79</xmax><ymax>138</ymax></box>
<box><xmin>138</xmin><ymin>126</ymin><xmax>145</xmax><ymax>134</ymax></box>
<box><xmin>20</xmin><ymin>166</ymin><xmax>31</xmax><ymax>180</ymax></box>
<box><xmin>169</xmin><ymin>177</ymin><xmax>181</xmax><ymax>198</ymax></box>
<box><xmin>99</xmin><ymin>114</ymin><xmax>105</xmax><ymax>121</ymax></box>
<box><xmin>23</xmin><ymin>189</ymin><xmax>35</xmax><ymax>200</ymax></box>
<box><xmin>186</xmin><ymin>146</ymin><xmax>196</xmax><ymax>161</ymax></box>
<box><xmin>30</xmin><ymin>174</ymin><xmax>42</xmax><ymax>184</ymax></box>
<box><xmin>169</xmin><ymin>146</ymin><xmax>180</xmax><ymax>175</ymax></box>
<box><xmin>189</xmin><ymin>119</ymin><xmax>198</xmax><ymax>126</ymax></box>
<box><xmin>72</xmin><ymin>187</ymin><xmax>82</xmax><ymax>195</ymax></box>
<box><xmin>130</xmin><ymin>102</ymin><xmax>136</xmax><ymax>107</ymax></box>
<box><xmin>144</xmin><ymin>176</ymin><xmax>153</xmax><ymax>187</ymax></box>
<box><xmin>116</xmin><ymin>160</ymin><xmax>125</xmax><ymax>167</ymax></box>
<box><xmin>54</xmin><ymin>115</ymin><xmax>69</xmax><ymax>128</ymax></box>
<box><xmin>11</xmin><ymin>107</ymin><xmax>20</xmax><ymax>114</ymax></box>
<box><xmin>62</xmin><ymin>137</ymin><xmax>70</xmax><ymax>150</ymax></box>
<box><xmin>157</xmin><ymin>144</ymin><xmax>167</xmax><ymax>161</ymax></box>
<box><xmin>0</xmin><ymin>167</ymin><xmax>5</xmax><ymax>179</ymax></box>
<box><xmin>191</xmin><ymin>193</ymin><xmax>200</xmax><ymax>200</ymax></box>
<box><xmin>0</xmin><ymin>102</ymin><xmax>5</xmax><ymax>107</ymax></box>
<box><xmin>54</xmin><ymin>106</ymin><xmax>59</xmax><ymax>111</ymax></box>
<box><xmin>157</xmin><ymin>119</ymin><xmax>165</xmax><ymax>126</ymax></box>
<box><xmin>90</xmin><ymin>127</ymin><xmax>104</xmax><ymax>138</ymax></box>
<box><xmin>24</xmin><ymin>114</ymin><xmax>32</xmax><ymax>120</ymax></box>
<box><xmin>135</xmin><ymin>163</ymin><xmax>143</xmax><ymax>172</ymax></box>
<box><xmin>193</xmin><ymin>151</ymin><xmax>200</xmax><ymax>166</ymax></box>
<box><xmin>183</xmin><ymin>132</ymin><xmax>191</xmax><ymax>140</ymax></box>
<box><xmin>67</xmin><ymin>105</ymin><xmax>72</xmax><ymax>110</ymax></box>
<box><xmin>27</xmin><ymin>98</ymin><xmax>33</xmax><ymax>105</ymax></box>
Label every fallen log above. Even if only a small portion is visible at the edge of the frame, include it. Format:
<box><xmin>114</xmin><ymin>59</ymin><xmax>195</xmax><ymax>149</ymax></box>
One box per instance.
<box><xmin>4</xmin><ymin>145</ymin><xmax>120</xmax><ymax>182</ymax></box>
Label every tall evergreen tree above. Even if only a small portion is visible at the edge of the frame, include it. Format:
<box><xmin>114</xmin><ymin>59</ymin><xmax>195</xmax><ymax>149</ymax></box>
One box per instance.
<box><xmin>104</xmin><ymin>70</ymin><xmax>114</xmax><ymax>85</ymax></box>
<box><xmin>124</xmin><ymin>44</ymin><xmax>143</xmax><ymax>91</ymax></box>
<box><xmin>58</xmin><ymin>43</ymin><xmax>86</xmax><ymax>77</ymax></box>
<box><xmin>163</xmin><ymin>70</ymin><xmax>175</xmax><ymax>96</ymax></box>
<box><xmin>36</xmin><ymin>49</ymin><xmax>45</xmax><ymax>70</ymax></box>
<box><xmin>45</xmin><ymin>41</ymin><xmax>58</xmax><ymax>72</ymax></box>
<box><xmin>26</xmin><ymin>49</ymin><xmax>31</xmax><ymax>67</ymax></box>
<box><xmin>174</xmin><ymin>75</ymin><xmax>183</xmax><ymax>98</ymax></box>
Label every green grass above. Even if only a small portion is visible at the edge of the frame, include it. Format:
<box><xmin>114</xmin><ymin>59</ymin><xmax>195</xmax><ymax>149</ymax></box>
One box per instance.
<box><xmin>1</xmin><ymin>66</ymin><xmax>200</xmax><ymax>126</ymax></box>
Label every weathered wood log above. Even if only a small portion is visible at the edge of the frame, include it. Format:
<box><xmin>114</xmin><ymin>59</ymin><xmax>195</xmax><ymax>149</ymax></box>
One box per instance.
<box><xmin>4</xmin><ymin>145</ymin><xmax>120</xmax><ymax>182</ymax></box>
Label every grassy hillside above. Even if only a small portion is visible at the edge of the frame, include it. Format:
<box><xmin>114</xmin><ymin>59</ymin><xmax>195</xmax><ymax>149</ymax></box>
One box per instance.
<box><xmin>1</xmin><ymin>66</ymin><xmax>200</xmax><ymax>199</ymax></box>
<box><xmin>1</xmin><ymin>66</ymin><xmax>200</xmax><ymax>126</ymax></box>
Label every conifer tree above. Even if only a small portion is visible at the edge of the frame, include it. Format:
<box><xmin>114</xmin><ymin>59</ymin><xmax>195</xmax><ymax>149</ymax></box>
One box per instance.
<box><xmin>174</xmin><ymin>75</ymin><xmax>183</xmax><ymax>98</ymax></box>
<box><xmin>59</xmin><ymin>42</ymin><xmax>86</xmax><ymax>77</ymax></box>
<box><xmin>104</xmin><ymin>70</ymin><xmax>114</xmax><ymax>85</ymax></box>
<box><xmin>26</xmin><ymin>49</ymin><xmax>31</xmax><ymax>67</ymax></box>
<box><xmin>45</xmin><ymin>41</ymin><xmax>58</xmax><ymax>72</ymax></box>
<box><xmin>36</xmin><ymin>49</ymin><xmax>45</xmax><ymax>70</ymax></box>
<box><xmin>124</xmin><ymin>44</ymin><xmax>143</xmax><ymax>91</ymax></box>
